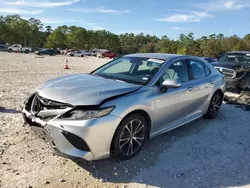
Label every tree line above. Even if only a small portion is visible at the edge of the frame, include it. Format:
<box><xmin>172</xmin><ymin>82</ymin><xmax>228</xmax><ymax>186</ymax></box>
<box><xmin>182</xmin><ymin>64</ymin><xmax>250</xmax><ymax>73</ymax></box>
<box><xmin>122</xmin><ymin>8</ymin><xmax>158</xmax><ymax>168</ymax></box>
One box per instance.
<box><xmin>1</xmin><ymin>15</ymin><xmax>250</xmax><ymax>58</ymax></box>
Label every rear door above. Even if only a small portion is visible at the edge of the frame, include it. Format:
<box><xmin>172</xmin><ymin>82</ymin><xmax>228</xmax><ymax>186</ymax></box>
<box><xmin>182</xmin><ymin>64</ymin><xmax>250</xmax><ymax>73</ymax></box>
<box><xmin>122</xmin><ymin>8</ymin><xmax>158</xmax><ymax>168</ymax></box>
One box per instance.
<box><xmin>186</xmin><ymin>58</ymin><xmax>214</xmax><ymax>114</ymax></box>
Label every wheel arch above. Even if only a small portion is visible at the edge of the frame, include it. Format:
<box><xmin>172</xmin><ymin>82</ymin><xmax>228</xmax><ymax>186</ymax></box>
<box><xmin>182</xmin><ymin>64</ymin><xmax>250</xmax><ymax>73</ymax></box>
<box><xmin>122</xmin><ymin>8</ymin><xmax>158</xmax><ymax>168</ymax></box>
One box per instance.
<box><xmin>214</xmin><ymin>88</ymin><xmax>224</xmax><ymax>105</ymax></box>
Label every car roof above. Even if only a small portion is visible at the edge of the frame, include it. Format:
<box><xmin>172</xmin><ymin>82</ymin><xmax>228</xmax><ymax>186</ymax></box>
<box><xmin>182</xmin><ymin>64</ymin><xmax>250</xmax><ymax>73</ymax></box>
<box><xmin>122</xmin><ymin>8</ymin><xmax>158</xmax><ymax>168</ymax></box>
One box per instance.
<box><xmin>124</xmin><ymin>53</ymin><xmax>182</xmax><ymax>60</ymax></box>
<box><xmin>227</xmin><ymin>51</ymin><xmax>250</xmax><ymax>54</ymax></box>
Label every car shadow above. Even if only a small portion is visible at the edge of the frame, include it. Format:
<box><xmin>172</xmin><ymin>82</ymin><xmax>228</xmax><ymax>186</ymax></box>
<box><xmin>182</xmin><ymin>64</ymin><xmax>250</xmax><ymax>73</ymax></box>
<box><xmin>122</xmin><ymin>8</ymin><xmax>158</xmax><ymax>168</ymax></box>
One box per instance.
<box><xmin>0</xmin><ymin>107</ymin><xmax>21</xmax><ymax>113</ymax></box>
<box><xmin>72</xmin><ymin>105</ymin><xmax>250</xmax><ymax>187</ymax></box>
<box><xmin>72</xmin><ymin>116</ymin><xmax>215</xmax><ymax>184</ymax></box>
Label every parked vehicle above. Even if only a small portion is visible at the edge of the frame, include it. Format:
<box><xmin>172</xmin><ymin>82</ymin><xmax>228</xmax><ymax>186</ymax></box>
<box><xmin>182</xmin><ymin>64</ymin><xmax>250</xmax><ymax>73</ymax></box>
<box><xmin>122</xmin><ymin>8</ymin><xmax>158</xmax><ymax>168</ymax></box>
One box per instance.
<box><xmin>211</xmin><ymin>51</ymin><xmax>250</xmax><ymax>91</ymax></box>
<box><xmin>91</xmin><ymin>49</ymin><xmax>109</xmax><ymax>57</ymax></box>
<box><xmin>55</xmin><ymin>49</ymin><xmax>62</xmax><ymax>55</ymax></box>
<box><xmin>22</xmin><ymin>53</ymin><xmax>226</xmax><ymax>161</ymax></box>
<box><xmin>0</xmin><ymin>44</ymin><xmax>7</xmax><ymax>51</ymax></box>
<box><xmin>8</xmin><ymin>44</ymin><xmax>32</xmax><ymax>53</ymax></box>
<box><xmin>202</xmin><ymin>57</ymin><xmax>217</xmax><ymax>63</ymax></box>
<box><xmin>82</xmin><ymin>50</ymin><xmax>92</xmax><ymax>56</ymax></box>
<box><xmin>35</xmin><ymin>49</ymin><xmax>56</xmax><ymax>56</ymax></box>
<box><xmin>64</xmin><ymin>49</ymin><xmax>78</xmax><ymax>55</ymax></box>
<box><xmin>102</xmin><ymin>51</ymin><xmax>117</xmax><ymax>58</ymax></box>
<box><xmin>70</xmin><ymin>50</ymin><xmax>92</xmax><ymax>57</ymax></box>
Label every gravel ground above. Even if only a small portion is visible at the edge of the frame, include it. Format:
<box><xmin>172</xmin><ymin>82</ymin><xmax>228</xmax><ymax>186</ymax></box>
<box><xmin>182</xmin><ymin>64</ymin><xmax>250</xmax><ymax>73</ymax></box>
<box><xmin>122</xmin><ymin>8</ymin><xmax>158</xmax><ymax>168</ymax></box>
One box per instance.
<box><xmin>0</xmin><ymin>52</ymin><xmax>250</xmax><ymax>188</ymax></box>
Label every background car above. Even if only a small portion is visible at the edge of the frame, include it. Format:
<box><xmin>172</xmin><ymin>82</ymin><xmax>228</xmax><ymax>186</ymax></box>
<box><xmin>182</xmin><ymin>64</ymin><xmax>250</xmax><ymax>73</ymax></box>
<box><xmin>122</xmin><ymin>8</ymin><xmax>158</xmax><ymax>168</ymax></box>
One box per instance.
<box><xmin>69</xmin><ymin>50</ymin><xmax>91</xmax><ymax>57</ymax></box>
<box><xmin>35</xmin><ymin>49</ymin><xmax>56</xmax><ymax>56</ymax></box>
<box><xmin>8</xmin><ymin>44</ymin><xmax>32</xmax><ymax>53</ymax></box>
<box><xmin>22</xmin><ymin>53</ymin><xmax>226</xmax><ymax>161</ymax></box>
<box><xmin>202</xmin><ymin>57</ymin><xmax>217</xmax><ymax>63</ymax></box>
<box><xmin>82</xmin><ymin>50</ymin><xmax>92</xmax><ymax>56</ymax></box>
<box><xmin>211</xmin><ymin>51</ymin><xmax>250</xmax><ymax>91</ymax></box>
<box><xmin>91</xmin><ymin>49</ymin><xmax>109</xmax><ymax>57</ymax></box>
<box><xmin>0</xmin><ymin>44</ymin><xmax>7</xmax><ymax>51</ymax></box>
<box><xmin>64</xmin><ymin>49</ymin><xmax>78</xmax><ymax>55</ymax></box>
<box><xmin>102</xmin><ymin>51</ymin><xmax>117</xmax><ymax>58</ymax></box>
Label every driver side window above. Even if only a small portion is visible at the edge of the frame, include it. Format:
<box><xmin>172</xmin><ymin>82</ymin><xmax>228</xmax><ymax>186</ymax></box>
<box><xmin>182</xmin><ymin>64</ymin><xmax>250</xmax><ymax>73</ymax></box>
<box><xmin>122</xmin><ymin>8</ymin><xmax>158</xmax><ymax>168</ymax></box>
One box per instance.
<box><xmin>157</xmin><ymin>60</ymin><xmax>189</xmax><ymax>86</ymax></box>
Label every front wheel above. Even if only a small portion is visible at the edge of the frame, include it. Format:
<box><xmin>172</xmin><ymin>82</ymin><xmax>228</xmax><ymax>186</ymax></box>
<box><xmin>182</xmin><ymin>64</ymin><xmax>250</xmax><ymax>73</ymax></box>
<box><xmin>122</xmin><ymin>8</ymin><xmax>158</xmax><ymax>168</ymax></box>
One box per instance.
<box><xmin>206</xmin><ymin>92</ymin><xmax>222</xmax><ymax>119</ymax></box>
<box><xmin>112</xmin><ymin>114</ymin><xmax>148</xmax><ymax>160</ymax></box>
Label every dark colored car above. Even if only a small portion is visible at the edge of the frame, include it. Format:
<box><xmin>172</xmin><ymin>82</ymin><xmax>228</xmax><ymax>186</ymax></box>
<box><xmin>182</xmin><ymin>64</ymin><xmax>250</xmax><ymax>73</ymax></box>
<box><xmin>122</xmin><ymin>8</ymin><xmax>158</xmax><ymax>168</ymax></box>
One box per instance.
<box><xmin>35</xmin><ymin>49</ymin><xmax>56</xmax><ymax>56</ymax></box>
<box><xmin>211</xmin><ymin>51</ymin><xmax>250</xmax><ymax>91</ymax></box>
<box><xmin>102</xmin><ymin>51</ymin><xmax>117</xmax><ymax>58</ymax></box>
<box><xmin>0</xmin><ymin>44</ymin><xmax>7</xmax><ymax>51</ymax></box>
<box><xmin>202</xmin><ymin>57</ymin><xmax>217</xmax><ymax>63</ymax></box>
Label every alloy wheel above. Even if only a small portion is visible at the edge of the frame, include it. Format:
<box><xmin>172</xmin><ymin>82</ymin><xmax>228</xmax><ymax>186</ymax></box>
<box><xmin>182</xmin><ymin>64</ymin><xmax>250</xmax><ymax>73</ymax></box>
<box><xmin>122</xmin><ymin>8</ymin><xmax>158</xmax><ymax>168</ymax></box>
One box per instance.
<box><xmin>119</xmin><ymin>119</ymin><xmax>145</xmax><ymax>156</ymax></box>
<box><xmin>209</xmin><ymin>94</ymin><xmax>221</xmax><ymax>117</ymax></box>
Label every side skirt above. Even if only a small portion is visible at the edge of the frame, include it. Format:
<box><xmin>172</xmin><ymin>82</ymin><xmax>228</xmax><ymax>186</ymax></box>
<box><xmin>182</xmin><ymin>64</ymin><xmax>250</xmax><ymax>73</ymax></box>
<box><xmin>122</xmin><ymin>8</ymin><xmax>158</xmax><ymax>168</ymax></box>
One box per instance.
<box><xmin>150</xmin><ymin>112</ymin><xmax>203</xmax><ymax>138</ymax></box>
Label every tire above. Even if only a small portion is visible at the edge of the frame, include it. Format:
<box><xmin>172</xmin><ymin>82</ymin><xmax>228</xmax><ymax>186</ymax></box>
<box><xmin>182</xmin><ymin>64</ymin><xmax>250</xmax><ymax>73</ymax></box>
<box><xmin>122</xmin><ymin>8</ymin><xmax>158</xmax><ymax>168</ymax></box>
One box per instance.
<box><xmin>8</xmin><ymin>49</ymin><xmax>12</xmax><ymax>53</ymax></box>
<box><xmin>24</xmin><ymin>50</ymin><xmax>29</xmax><ymax>54</ymax></box>
<box><xmin>111</xmin><ymin>113</ymin><xmax>148</xmax><ymax>160</ymax></box>
<box><xmin>206</xmin><ymin>91</ymin><xmax>223</xmax><ymax>119</ymax></box>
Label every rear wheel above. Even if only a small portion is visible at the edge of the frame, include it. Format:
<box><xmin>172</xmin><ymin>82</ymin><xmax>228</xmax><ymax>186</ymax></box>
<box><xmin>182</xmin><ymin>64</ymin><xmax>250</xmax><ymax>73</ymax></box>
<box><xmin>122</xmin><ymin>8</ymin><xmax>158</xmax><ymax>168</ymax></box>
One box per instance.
<box><xmin>206</xmin><ymin>92</ymin><xmax>222</xmax><ymax>119</ymax></box>
<box><xmin>112</xmin><ymin>114</ymin><xmax>148</xmax><ymax>160</ymax></box>
<box><xmin>24</xmin><ymin>50</ymin><xmax>29</xmax><ymax>54</ymax></box>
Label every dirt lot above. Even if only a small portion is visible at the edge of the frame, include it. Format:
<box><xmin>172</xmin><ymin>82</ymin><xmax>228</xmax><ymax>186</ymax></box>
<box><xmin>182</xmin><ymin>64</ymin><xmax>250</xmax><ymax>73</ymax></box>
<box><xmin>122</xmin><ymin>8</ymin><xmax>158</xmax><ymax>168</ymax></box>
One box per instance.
<box><xmin>0</xmin><ymin>52</ymin><xmax>250</xmax><ymax>188</ymax></box>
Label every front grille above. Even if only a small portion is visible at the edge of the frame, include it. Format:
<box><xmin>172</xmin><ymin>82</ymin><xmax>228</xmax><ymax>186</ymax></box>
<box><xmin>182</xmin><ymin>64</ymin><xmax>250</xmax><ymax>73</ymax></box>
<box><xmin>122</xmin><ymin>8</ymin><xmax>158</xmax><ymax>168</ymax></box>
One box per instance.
<box><xmin>37</xmin><ymin>95</ymin><xmax>71</xmax><ymax>109</ymax></box>
<box><xmin>215</xmin><ymin>67</ymin><xmax>235</xmax><ymax>78</ymax></box>
<box><xmin>31</xmin><ymin>95</ymin><xmax>43</xmax><ymax>115</ymax></box>
<box><xmin>28</xmin><ymin>94</ymin><xmax>73</xmax><ymax>121</ymax></box>
<box><xmin>222</xmin><ymin>69</ymin><xmax>234</xmax><ymax>78</ymax></box>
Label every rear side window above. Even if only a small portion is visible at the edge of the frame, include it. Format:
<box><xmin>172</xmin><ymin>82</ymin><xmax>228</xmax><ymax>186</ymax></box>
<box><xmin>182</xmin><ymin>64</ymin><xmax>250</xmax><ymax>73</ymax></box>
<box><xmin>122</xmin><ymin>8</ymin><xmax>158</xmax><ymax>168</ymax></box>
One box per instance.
<box><xmin>188</xmin><ymin>60</ymin><xmax>207</xmax><ymax>80</ymax></box>
<box><xmin>204</xmin><ymin>64</ymin><xmax>211</xmax><ymax>76</ymax></box>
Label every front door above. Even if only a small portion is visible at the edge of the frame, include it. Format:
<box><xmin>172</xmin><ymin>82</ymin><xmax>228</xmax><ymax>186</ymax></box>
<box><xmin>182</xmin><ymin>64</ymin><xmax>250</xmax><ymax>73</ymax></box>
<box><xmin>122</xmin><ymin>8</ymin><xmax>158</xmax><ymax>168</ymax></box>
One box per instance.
<box><xmin>151</xmin><ymin>59</ymin><xmax>196</xmax><ymax>133</ymax></box>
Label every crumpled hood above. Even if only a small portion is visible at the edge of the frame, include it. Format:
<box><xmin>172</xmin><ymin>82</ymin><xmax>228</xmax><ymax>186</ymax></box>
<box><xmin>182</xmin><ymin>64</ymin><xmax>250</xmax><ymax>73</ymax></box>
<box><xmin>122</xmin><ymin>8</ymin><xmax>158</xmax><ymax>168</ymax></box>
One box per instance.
<box><xmin>211</xmin><ymin>61</ymin><xmax>238</xmax><ymax>69</ymax></box>
<box><xmin>211</xmin><ymin>61</ymin><xmax>250</xmax><ymax>71</ymax></box>
<box><xmin>37</xmin><ymin>74</ymin><xmax>140</xmax><ymax>106</ymax></box>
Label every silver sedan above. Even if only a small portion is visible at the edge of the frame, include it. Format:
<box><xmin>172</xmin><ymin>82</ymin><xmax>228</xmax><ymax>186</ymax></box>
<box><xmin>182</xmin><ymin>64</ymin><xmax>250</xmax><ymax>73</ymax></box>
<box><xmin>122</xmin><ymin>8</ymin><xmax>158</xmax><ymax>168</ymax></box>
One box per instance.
<box><xmin>22</xmin><ymin>53</ymin><xmax>226</xmax><ymax>160</ymax></box>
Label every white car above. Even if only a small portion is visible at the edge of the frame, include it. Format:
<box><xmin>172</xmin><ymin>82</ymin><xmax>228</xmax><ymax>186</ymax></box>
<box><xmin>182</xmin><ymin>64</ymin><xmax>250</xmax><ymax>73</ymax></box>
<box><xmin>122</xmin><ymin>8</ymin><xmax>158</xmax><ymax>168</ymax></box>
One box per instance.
<box><xmin>8</xmin><ymin>44</ymin><xmax>32</xmax><ymax>53</ymax></box>
<box><xmin>82</xmin><ymin>50</ymin><xmax>92</xmax><ymax>56</ymax></box>
<box><xmin>70</xmin><ymin>50</ymin><xmax>91</xmax><ymax>57</ymax></box>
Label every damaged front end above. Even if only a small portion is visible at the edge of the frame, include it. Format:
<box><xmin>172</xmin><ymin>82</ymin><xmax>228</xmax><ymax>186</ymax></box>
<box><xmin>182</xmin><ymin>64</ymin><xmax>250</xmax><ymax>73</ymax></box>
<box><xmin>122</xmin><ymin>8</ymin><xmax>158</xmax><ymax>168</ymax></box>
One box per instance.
<box><xmin>214</xmin><ymin>65</ymin><xmax>250</xmax><ymax>91</ymax></box>
<box><xmin>22</xmin><ymin>93</ymin><xmax>75</xmax><ymax>153</ymax></box>
<box><xmin>231</xmin><ymin>66</ymin><xmax>250</xmax><ymax>91</ymax></box>
<box><xmin>22</xmin><ymin>92</ymin><xmax>123</xmax><ymax>160</ymax></box>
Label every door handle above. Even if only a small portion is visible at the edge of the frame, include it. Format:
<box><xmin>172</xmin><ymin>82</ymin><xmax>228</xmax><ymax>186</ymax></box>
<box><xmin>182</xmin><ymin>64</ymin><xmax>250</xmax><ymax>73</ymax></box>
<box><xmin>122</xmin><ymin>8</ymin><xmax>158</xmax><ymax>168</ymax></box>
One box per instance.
<box><xmin>187</xmin><ymin>87</ymin><xmax>193</xmax><ymax>91</ymax></box>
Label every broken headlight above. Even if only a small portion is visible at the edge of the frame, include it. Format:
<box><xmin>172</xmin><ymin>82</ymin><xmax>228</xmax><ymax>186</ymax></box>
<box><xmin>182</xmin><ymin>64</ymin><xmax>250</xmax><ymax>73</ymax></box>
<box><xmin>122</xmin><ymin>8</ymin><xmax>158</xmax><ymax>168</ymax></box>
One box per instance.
<box><xmin>61</xmin><ymin>106</ymin><xmax>115</xmax><ymax>120</ymax></box>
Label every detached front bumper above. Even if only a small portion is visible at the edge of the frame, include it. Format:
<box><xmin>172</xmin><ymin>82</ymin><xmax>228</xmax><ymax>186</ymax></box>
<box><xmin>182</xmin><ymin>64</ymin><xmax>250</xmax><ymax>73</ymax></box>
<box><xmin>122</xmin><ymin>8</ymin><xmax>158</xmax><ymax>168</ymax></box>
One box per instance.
<box><xmin>22</xmin><ymin>108</ymin><xmax>121</xmax><ymax>161</ymax></box>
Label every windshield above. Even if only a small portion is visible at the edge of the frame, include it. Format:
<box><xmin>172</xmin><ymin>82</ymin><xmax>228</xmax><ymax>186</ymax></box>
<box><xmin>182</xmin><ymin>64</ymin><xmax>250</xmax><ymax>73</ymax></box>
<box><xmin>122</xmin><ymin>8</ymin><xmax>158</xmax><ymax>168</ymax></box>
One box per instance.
<box><xmin>219</xmin><ymin>53</ymin><xmax>250</xmax><ymax>64</ymax></box>
<box><xmin>92</xmin><ymin>57</ymin><xmax>165</xmax><ymax>85</ymax></box>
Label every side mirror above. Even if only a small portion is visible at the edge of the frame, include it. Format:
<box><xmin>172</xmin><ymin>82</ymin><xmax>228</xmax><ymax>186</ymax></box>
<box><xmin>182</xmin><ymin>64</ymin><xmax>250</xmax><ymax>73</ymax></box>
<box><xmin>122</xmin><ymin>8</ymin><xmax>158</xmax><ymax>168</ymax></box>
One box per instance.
<box><xmin>162</xmin><ymin>79</ymin><xmax>181</xmax><ymax>88</ymax></box>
